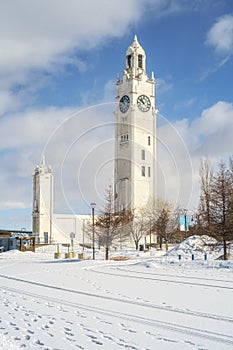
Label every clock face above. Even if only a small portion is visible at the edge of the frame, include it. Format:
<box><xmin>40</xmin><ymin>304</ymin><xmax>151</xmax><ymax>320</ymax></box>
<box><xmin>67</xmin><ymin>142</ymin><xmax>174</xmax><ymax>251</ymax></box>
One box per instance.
<box><xmin>137</xmin><ymin>95</ymin><xmax>151</xmax><ymax>112</ymax></box>
<box><xmin>119</xmin><ymin>95</ymin><xmax>130</xmax><ymax>113</ymax></box>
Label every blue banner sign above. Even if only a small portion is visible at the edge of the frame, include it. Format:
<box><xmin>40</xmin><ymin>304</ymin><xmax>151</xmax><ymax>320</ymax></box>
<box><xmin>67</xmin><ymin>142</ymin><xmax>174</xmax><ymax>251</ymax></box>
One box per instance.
<box><xmin>180</xmin><ymin>214</ymin><xmax>189</xmax><ymax>231</ymax></box>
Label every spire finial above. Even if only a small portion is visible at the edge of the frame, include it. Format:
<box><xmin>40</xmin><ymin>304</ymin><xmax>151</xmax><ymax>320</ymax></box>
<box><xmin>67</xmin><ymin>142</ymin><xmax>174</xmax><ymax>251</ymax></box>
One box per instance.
<box><xmin>134</xmin><ymin>34</ymin><xmax>138</xmax><ymax>42</ymax></box>
<box><xmin>41</xmin><ymin>154</ymin><xmax>46</xmax><ymax>166</ymax></box>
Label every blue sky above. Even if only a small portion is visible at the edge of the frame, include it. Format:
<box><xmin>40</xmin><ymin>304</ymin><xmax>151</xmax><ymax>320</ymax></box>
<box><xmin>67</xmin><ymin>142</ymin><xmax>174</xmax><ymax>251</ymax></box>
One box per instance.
<box><xmin>0</xmin><ymin>0</ymin><xmax>233</xmax><ymax>229</ymax></box>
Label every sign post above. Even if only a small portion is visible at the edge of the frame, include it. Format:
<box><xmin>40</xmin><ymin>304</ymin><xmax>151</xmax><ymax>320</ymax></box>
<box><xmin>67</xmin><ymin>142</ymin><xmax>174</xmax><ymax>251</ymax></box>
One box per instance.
<box><xmin>70</xmin><ymin>232</ymin><xmax>75</xmax><ymax>253</ymax></box>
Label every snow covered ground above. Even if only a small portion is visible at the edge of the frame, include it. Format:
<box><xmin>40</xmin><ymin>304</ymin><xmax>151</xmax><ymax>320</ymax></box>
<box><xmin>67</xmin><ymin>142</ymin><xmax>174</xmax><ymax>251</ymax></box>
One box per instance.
<box><xmin>0</xmin><ymin>236</ymin><xmax>233</xmax><ymax>350</ymax></box>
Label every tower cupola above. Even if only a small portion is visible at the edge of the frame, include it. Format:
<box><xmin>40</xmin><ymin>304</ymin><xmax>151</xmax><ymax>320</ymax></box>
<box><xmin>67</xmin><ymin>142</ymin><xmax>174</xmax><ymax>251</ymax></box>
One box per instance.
<box><xmin>125</xmin><ymin>35</ymin><xmax>146</xmax><ymax>76</ymax></box>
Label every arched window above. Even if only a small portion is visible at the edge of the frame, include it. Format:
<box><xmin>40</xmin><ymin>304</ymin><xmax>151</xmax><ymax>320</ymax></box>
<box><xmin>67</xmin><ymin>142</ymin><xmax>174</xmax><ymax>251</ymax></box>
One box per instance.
<box><xmin>141</xmin><ymin>150</ymin><xmax>145</xmax><ymax>160</ymax></box>
<box><xmin>138</xmin><ymin>54</ymin><xmax>143</xmax><ymax>68</ymax></box>
<box><xmin>148</xmin><ymin>167</ymin><xmax>151</xmax><ymax>177</ymax></box>
<box><xmin>127</xmin><ymin>55</ymin><xmax>132</xmax><ymax>68</ymax></box>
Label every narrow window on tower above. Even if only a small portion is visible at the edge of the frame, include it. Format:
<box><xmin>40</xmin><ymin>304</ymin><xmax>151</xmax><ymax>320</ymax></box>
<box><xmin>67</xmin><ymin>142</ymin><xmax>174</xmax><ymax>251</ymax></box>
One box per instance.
<box><xmin>148</xmin><ymin>136</ymin><xmax>151</xmax><ymax>146</ymax></box>
<box><xmin>141</xmin><ymin>166</ymin><xmax>145</xmax><ymax>177</ymax></box>
<box><xmin>127</xmin><ymin>55</ymin><xmax>132</xmax><ymax>68</ymax></box>
<box><xmin>120</xmin><ymin>133</ymin><xmax>129</xmax><ymax>143</ymax></box>
<box><xmin>148</xmin><ymin>167</ymin><xmax>151</xmax><ymax>177</ymax></box>
<box><xmin>141</xmin><ymin>149</ymin><xmax>145</xmax><ymax>160</ymax></box>
<box><xmin>138</xmin><ymin>54</ymin><xmax>143</xmax><ymax>68</ymax></box>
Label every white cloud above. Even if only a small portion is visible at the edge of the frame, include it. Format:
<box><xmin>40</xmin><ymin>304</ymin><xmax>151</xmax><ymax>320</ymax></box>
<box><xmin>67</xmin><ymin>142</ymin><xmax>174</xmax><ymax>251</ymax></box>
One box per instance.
<box><xmin>174</xmin><ymin>98</ymin><xmax>195</xmax><ymax>111</ymax></box>
<box><xmin>191</xmin><ymin>101</ymin><xmax>233</xmax><ymax>161</ymax></box>
<box><xmin>0</xmin><ymin>1</ymin><xmax>142</xmax><ymax>81</ymax></box>
<box><xmin>192</xmin><ymin>101</ymin><xmax>233</xmax><ymax>136</ymax></box>
<box><xmin>0</xmin><ymin>106</ymin><xmax>74</xmax><ymax>151</ymax></box>
<box><xmin>156</xmin><ymin>101</ymin><xmax>233</xmax><ymax>209</ymax></box>
<box><xmin>145</xmin><ymin>0</ymin><xmax>191</xmax><ymax>18</ymax></box>
<box><xmin>0</xmin><ymin>201</ymin><xmax>28</xmax><ymax>210</ymax></box>
<box><xmin>0</xmin><ymin>0</ymin><xmax>195</xmax><ymax>121</ymax></box>
<box><xmin>0</xmin><ymin>0</ymin><xmax>145</xmax><ymax>116</ymax></box>
<box><xmin>0</xmin><ymin>90</ymin><xmax>22</xmax><ymax>115</ymax></box>
<box><xmin>0</xmin><ymin>0</ymin><xmax>195</xmax><ymax>92</ymax></box>
<box><xmin>206</xmin><ymin>14</ymin><xmax>233</xmax><ymax>60</ymax></box>
<box><xmin>0</xmin><ymin>103</ymin><xmax>115</xmax><ymax>213</ymax></box>
<box><xmin>103</xmin><ymin>80</ymin><xmax>116</xmax><ymax>102</ymax></box>
<box><xmin>156</xmin><ymin>77</ymin><xmax>173</xmax><ymax>94</ymax></box>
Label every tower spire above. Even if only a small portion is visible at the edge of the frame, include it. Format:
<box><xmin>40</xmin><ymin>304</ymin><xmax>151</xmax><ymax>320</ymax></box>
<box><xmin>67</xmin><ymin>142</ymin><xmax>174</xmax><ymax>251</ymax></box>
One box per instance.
<box><xmin>41</xmin><ymin>154</ymin><xmax>45</xmax><ymax>166</ymax></box>
<box><xmin>125</xmin><ymin>35</ymin><xmax>146</xmax><ymax>76</ymax></box>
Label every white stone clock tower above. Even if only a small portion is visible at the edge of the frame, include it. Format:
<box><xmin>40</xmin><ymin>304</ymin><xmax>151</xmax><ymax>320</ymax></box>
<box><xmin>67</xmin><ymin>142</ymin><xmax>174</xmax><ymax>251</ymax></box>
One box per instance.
<box><xmin>114</xmin><ymin>35</ymin><xmax>156</xmax><ymax>212</ymax></box>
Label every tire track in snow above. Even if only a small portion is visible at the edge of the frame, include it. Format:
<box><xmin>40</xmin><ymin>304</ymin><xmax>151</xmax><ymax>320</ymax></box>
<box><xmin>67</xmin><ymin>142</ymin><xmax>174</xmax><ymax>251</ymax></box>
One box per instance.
<box><xmin>89</xmin><ymin>265</ymin><xmax>233</xmax><ymax>290</ymax></box>
<box><xmin>1</xmin><ymin>284</ymin><xmax>233</xmax><ymax>347</ymax></box>
<box><xmin>115</xmin><ymin>264</ymin><xmax>233</xmax><ymax>284</ymax></box>
<box><xmin>0</xmin><ymin>272</ymin><xmax>233</xmax><ymax>323</ymax></box>
<box><xmin>1</xmin><ymin>273</ymin><xmax>233</xmax><ymax>347</ymax></box>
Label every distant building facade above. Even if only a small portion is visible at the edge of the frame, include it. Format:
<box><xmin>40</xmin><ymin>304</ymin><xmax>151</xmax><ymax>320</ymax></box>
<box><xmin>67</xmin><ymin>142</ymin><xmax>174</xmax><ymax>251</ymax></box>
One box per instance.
<box><xmin>32</xmin><ymin>157</ymin><xmax>90</xmax><ymax>244</ymax></box>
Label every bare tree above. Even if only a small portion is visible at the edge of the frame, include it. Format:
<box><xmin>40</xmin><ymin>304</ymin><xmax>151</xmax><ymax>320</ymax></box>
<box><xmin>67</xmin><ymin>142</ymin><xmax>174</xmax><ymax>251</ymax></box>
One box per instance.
<box><xmin>198</xmin><ymin>158</ymin><xmax>233</xmax><ymax>260</ymax></box>
<box><xmin>94</xmin><ymin>185</ymin><xmax>128</xmax><ymax>260</ymax></box>
<box><xmin>154</xmin><ymin>198</ymin><xmax>178</xmax><ymax>250</ymax></box>
<box><xmin>209</xmin><ymin>161</ymin><xmax>233</xmax><ymax>260</ymax></box>
<box><xmin>143</xmin><ymin>201</ymin><xmax>157</xmax><ymax>246</ymax></box>
<box><xmin>126</xmin><ymin>208</ymin><xmax>147</xmax><ymax>250</ymax></box>
<box><xmin>198</xmin><ymin>157</ymin><xmax>213</xmax><ymax>234</ymax></box>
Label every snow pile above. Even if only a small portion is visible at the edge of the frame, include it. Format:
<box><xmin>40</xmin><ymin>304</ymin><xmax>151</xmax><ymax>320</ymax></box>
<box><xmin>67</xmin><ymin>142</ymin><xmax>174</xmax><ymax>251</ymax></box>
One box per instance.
<box><xmin>0</xmin><ymin>249</ymin><xmax>53</xmax><ymax>260</ymax></box>
<box><xmin>0</xmin><ymin>334</ymin><xmax>21</xmax><ymax>350</ymax></box>
<box><xmin>164</xmin><ymin>235</ymin><xmax>225</xmax><ymax>261</ymax></box>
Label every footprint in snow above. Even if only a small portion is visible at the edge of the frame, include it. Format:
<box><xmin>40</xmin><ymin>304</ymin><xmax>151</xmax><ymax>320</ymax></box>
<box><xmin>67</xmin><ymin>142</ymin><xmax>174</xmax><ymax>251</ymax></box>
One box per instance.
<box><xmin>58</xmin><ymin>306</ymin><xmax>68</xmax><ymax>313</ymax></box>
<box><xmin>98</xmin><ymin>319</ymin><xmax>113</xmax><ymax>325</ymax></box>
<box><xmin>102</xmin><ymin>334</ymin><xmax>114</xmax><ymax>341</ymax></box>
<box><xmin>65</xmin><ymin>331</ymin><xmax>74</xmax><ymax>337</ymax></box>
<box><xmin>14</xmin><ymin>337</ymin><xmax>21</xmax><ymax>341</ymax></box>
<box><xmin>41</xmin><ymin>324</ymin><xmax>50</xmax><ymax>330</ymax></box>
<box><xmin>48</xmin><ymin>333</ymin><xmax>54</xmax><ymax>338</ymax></box>
<box><xmin>119</xmin><ymin>324</ymin><xmax>137</xmax><ymax>333</ymax></box>
<box><xmin>87</xmin><ymin>334</ymin><xmax>98</xmax><ymax>340</ymax></box>
<box><xmin>157</xmin><ymin>337</ymin><xmax>177</xmax><ymax>343</ymax></box>
<box><xmin>45</xmin><ymin>302</ymin><xmax>54</xmax><ymax>308</ymax></box>
<box><xmin>92</xmin><ymin>339</ymin><xmax>103</xmax><ymax>345</ymax></box>
<box><xmin>27</xmin><ymin>329</ymin><xmax>34</xmax><ymax>334</ymax></box>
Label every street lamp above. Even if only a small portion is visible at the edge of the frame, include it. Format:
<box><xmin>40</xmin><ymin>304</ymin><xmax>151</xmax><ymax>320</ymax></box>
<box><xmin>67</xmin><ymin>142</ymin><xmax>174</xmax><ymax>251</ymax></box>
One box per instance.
<box><xmin>90</xmin><ymin>202</ymin><xmax>96</xmax><ymax>260</ymax></box>
<box><xmin>82</xmin><ymin>219</ymin><xmax>85</xmax><ymax>251</ymax></box>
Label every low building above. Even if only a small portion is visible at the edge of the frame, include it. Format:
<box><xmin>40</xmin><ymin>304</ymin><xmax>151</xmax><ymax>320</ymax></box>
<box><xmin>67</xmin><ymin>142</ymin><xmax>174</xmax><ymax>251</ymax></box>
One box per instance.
<box><xmin>0</xmin><ymin>230</ymin><xmax>35</xmax><ymax>252</ymax></box>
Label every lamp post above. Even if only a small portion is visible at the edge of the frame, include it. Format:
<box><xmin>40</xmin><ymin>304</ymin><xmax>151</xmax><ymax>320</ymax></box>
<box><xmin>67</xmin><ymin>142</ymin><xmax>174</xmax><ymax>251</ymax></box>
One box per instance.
<box><xmin>90</xmin><ymin>202</ymin><xmax>96</xmax><ymax>260</ymax></box>
<box><xmin>82</xmin><ymin>219</ymin><xmax>85</xmax><ymax>251</ymax></box>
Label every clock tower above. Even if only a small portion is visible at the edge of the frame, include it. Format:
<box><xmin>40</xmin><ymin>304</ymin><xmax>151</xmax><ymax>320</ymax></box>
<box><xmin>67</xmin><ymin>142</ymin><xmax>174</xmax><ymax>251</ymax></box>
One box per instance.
<box><xmin>114</xmin><ymin>35</ymin><xmax>156</xmax><ymax>212</ymax></box>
